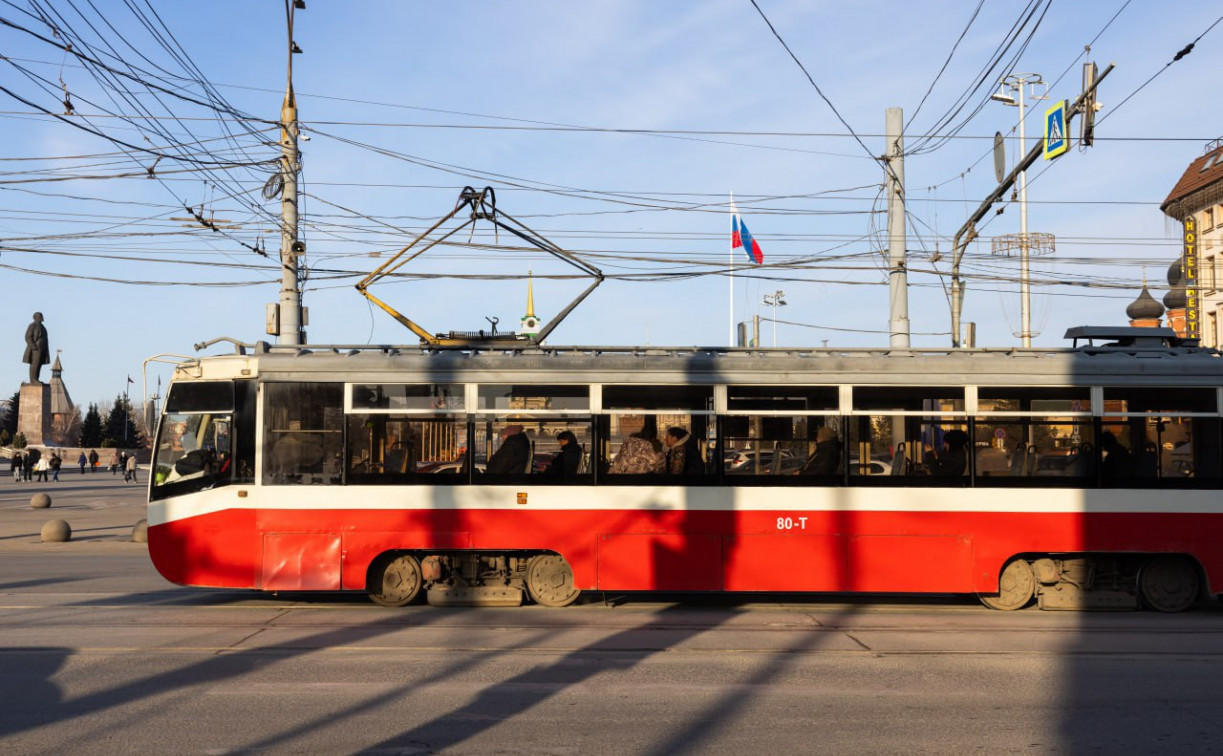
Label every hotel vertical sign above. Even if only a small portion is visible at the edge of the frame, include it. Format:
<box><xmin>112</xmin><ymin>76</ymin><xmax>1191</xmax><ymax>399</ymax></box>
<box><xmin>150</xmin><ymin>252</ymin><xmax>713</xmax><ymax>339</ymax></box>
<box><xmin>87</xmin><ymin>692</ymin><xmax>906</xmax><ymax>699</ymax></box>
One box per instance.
<box><xmin>1184</xmin><ymin>216</ymin><xmax>1200</xmax><ymax>338</ymax></box>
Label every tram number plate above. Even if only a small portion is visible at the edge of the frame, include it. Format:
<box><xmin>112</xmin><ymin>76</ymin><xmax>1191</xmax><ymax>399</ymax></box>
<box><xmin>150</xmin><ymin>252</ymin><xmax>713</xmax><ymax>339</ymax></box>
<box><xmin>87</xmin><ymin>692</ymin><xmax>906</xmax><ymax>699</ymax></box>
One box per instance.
<box><xmin>776</xmin><ymin>516</ymin><xmax>808</xmax><ymax>530</ymax></box>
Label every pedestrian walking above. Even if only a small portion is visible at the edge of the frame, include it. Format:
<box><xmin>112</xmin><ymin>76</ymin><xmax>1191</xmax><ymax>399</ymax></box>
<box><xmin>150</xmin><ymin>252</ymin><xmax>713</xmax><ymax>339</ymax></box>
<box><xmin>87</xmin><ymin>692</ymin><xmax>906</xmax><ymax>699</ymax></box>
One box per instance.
<box><xmin>25</xmin><ymin>448</ymin><xmax>40</xmax><ymax>481</ymax></box>
<box><xmin>11</xmin><ymin>452</ymin><xmax>21</xmax><ymax>483</ymax></box>
<box><xmin>77</xmin><ymin>451</ymin><xmax>87</xmax><ymax>474</ymax></box>
<box><xmin>125</xmin><ymin>452</ymin><xmax>138</xmax><ymax>483</ymax></box>
<box><xmin>88</xmin><ymin>448</ymin><xmax>99</xmax><ymax>472</ymax></box>
<box><xmin>49</xmin><ymin>452</ymin><xmax>61</xmax><ymax>482</ymax></box>
<box><xmin>35</xmin><ymin>456</ymin><xmax>49</xmax><ymax>482</ymax></box>
<box><xmin>111</xmin><ymin>449</ymin><xmax>121</xmax><ymax>475</ymax></box>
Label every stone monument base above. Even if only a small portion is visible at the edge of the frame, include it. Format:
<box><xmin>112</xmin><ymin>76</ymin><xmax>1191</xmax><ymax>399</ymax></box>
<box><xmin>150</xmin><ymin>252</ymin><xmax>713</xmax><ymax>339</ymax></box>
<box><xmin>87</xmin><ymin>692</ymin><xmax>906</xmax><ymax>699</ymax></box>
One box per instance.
<box><xmin>18</xmin><ymin>382</ymin><xmax>52</xmax><ymax>447</ymax></box>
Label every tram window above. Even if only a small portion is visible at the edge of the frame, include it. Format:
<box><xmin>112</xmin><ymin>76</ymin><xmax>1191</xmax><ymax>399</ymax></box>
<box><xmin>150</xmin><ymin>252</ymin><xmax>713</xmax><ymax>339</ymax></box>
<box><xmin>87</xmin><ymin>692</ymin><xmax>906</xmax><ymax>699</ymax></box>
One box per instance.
<box><xmin>233</xmin><ymin>380</ymin><xmax>256</xmax><ymax>484</ymax></box>
<box><xmin>477</xmin><ymin>385</ymin><xmax>589</xmax><ymax>412</ymax></box>
<box><xmin>351</xmin><ymin>383</ymin><xmax>462</xmax><ymax>412</ymax></box>
<box><xmin>602</xmin><ymin>414</ymin><xmax>713</xmax><ymax>481</ymax></box>
<box><xmin>1103</xmin><ymin>387</ymin><xmax>1217</xmax><ymax>414</ymax></box>
<box><xmin>347</xmin><ymin>415</ymin><xmax>468</xmax><ymax>483</ymax></box>
<box><xmin>848</xmin><ymin>416</ymin><xmax>968</xmax><ymax>480</ymax></box>
<box><xmin>722</xmin><ymin>415</ymin><xmax>843</xmax><ymax>480</ymax></box>
<box><xmin>852</xmin><ymin>386</ymin><xmax>963</xmax><ymax>412</ymax></box>
<box><xmin>973</xmin><ymin>419</ymin><xmax>1094</xmax><ymax>479</ymax></box>
<box><xmin>1102</xmin><ymin>417</ymin><xmax>1221</xmax><ymax>482</ymax></box>
<box><xmin>164</xmin><ymin>381</ymin><xmax>234</xmax><ymax>413</ymax></box>
<box><xmin>150</xmin><ymin>410</ymin><xmax>234</xmax><ymax>499</ymax></box>
<box><xmin>474</xmin><ymin>418</ymin><xmax>594</xmax><ymax>482</ymax></box>
<box><xmin>602</xmin><ymin>385</ymin><xmax>713</xmax><ymax>412</ymax></box>
<box><xmin>727</xmin><ymin>386</ymin><xmax>837</xmax><ymax>412</ymax></box>
<box><xmin>263</xmin><ymin>383</ymin><xmax>344</xmax><ymax>485</ymax></box>
<box><xmin>978</xmin><ymin>387</ymin><xmax>1089</xmax><ymax>409</ymax></box>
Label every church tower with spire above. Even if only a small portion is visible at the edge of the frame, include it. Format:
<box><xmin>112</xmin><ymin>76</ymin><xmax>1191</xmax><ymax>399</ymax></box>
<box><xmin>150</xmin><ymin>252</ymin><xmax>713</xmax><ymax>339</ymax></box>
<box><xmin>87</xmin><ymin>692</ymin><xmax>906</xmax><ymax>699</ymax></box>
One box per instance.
<box><xmin>518</xmin><ymin>272</ymin><xmax>545</xmax><ymax>339</ymax></box>
<box><xmin>48</xmin><ymin>350</ymin><xmax>77</xmax><ymax>445</ymax></box>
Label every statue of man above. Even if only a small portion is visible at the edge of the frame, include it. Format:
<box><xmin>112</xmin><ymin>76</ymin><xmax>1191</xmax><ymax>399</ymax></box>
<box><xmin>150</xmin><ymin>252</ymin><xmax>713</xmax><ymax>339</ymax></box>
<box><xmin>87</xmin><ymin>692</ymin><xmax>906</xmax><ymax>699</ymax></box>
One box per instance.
<box><xmin>23</xmin><ymin>312</ymin><xmax>48</xmax><ymax>384</ymax></box>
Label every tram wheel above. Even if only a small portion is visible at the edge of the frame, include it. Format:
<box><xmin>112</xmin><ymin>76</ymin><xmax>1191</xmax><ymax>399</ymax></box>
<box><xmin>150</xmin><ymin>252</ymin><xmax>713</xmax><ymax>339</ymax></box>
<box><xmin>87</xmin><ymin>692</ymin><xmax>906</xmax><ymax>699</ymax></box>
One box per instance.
<box><xmin>1138</xmin><ymin>556</ymin><xmax>1199</xmax><ymax>613</ymax></box>
<box><xmin>368</xmin><ymin>553</ymin><xmax>423</xmax><ymax>607</ymax></box>
<box><xmin>525</xmin><ymin>554</ymin><xmax>580</xmax><ymax>607</ymax></box>
<box><xmin>978</xmin><ymin>559</ymin><xmax>1035</xmax><ymax>611</ymax></box>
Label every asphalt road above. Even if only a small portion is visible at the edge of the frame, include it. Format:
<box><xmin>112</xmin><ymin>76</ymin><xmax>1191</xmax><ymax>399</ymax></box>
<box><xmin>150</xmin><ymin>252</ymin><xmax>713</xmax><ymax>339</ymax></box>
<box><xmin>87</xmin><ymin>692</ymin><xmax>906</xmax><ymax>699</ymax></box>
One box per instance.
<box><xmin>2</xmin><ymin>475</ymin><xmax>1223</xmax><ymax>754</ymax></box>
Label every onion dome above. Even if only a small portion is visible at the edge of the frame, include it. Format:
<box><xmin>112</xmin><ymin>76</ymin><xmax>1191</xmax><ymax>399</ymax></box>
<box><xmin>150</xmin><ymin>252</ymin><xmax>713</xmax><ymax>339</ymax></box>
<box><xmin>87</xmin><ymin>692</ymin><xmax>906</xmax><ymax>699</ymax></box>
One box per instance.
<box><xmin>1164</xmin><ymin>257</ymin><xmax>1188</xmax><ymax>309</ymax></box>
<box><xmin>1167</xmin><ymin>258</ymin><xmax>1184</xmax><ymax>286</ymax></box>
<box><xmin>1127</xmin><ymin>286</ymin><xmax>1165</xmax><ymax>321</ymax></box>
<box><xmin>1164</xmin><ymin>283</ymin><xmax>1187</xmax><ymax>310</ymax></box>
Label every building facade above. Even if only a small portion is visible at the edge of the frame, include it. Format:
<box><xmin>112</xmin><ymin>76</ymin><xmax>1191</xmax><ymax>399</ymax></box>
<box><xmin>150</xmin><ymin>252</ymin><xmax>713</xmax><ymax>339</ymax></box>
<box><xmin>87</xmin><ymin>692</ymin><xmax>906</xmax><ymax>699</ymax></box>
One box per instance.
<box><xmin>1161</xmin><ymin>141</ymin><xmax>1223</xmax><ymax>346</ymax></box>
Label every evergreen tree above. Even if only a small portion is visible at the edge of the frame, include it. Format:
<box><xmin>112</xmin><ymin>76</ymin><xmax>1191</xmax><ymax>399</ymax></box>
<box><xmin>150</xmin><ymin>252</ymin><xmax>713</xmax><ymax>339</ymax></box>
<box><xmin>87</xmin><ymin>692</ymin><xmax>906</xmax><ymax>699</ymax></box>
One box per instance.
<box><xmin>102</xmin><ymin>394</ymin><xmax>144</xmax><ymax>449</ymax></box>
<box><xmin>1</xmin><ymin>390</ymin><xmax>18</xmax><ymax>437</ymax></box>
<box><xmin>79</xmin><ymin>403</ymin><xmax>104</xmax><ymax>448</ymax></box>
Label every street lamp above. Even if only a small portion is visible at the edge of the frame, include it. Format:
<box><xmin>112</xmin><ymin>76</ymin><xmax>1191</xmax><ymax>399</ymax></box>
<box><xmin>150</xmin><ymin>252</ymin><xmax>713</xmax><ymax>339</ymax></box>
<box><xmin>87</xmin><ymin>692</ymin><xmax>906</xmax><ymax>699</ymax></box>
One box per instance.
<box><xmin>763</xmin><ymin>290</ymin><xmax>786</xmax><ymax>347</ymax></box>
<box><xmin>991</xmin><ymin>73</ymin><xmax>1047</xmax><ymax>347</ymax></box>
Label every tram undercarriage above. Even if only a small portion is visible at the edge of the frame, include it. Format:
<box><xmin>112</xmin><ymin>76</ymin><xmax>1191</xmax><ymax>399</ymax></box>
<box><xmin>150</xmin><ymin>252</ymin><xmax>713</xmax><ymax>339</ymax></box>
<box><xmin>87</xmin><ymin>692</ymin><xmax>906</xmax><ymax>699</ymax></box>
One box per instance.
<box><xmin>367</xmin><ymin>551</ymin><xmax>581</xmax><ymax>608</ymax></box>
<box><xmin>981</xmin><ymin>554</ymin><xmax>1203</xmax><ymax>612</ymax></box>
<box><xmin>367</xmin><ymin>549</ymin><xmax>1206</xmax><ymax>612</ymax></box>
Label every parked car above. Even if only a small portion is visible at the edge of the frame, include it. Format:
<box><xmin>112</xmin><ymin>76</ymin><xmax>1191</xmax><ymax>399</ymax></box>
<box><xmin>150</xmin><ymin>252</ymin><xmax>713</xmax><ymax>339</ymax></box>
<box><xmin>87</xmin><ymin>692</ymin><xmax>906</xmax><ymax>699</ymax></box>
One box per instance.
<box><xmin>725</xmin><ymin>450</ymin><xmax>793</xmax><ymax>473</ymax></box>
<box><xmin>420</xmin><ymin>460</ymin><xmax>486</xmax><ymax>474</ymax></box>
<box><xmin>848</xmin><ymin>458</ymin><xmax>892</xmax><ymax>476</ymax></box>
<box><xmin>761</xmin><ymin>455</ymin><xmax>808</xmax><ymax>475</ymax></box>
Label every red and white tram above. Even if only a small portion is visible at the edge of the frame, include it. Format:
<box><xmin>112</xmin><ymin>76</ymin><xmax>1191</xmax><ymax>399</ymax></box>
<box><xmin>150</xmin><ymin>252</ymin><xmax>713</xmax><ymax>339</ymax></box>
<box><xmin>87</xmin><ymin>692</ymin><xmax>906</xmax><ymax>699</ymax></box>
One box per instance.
<box><xmin>147</xmin><ymin>327</ymin><xmax>1223</xmax><ymax>611</ymax></box>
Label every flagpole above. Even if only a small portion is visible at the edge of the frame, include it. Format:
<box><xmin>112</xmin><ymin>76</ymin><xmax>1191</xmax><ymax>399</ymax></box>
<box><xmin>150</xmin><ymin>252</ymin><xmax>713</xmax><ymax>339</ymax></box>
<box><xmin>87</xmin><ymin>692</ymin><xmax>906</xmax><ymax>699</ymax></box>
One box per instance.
<box><xmin>729</xmin><ymin>191</ymin><xmax>735</xmax><ymax>347</ymax></box>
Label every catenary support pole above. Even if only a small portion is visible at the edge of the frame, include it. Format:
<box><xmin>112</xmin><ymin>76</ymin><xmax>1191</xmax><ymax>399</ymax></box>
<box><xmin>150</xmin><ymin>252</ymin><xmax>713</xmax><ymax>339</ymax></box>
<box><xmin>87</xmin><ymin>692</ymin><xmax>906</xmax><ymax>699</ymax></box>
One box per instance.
<box><xmin>278</xmin><ymin>81</ymin><xmax>302</xmax><ymax>346</ymax></box>
<box><xmin>886</xmin><ymin>107</ymin><xmax>910</xmax><ymax>348</ymax></box>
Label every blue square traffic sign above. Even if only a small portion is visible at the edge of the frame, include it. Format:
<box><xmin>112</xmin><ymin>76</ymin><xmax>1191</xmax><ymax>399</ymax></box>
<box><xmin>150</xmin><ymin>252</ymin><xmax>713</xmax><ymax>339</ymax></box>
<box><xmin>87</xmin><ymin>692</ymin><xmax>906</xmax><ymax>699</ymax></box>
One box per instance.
<box><xmin>1044</xmin><ymin>100</ymin><xmax>1068</xmax><ymax>160</ymax></box>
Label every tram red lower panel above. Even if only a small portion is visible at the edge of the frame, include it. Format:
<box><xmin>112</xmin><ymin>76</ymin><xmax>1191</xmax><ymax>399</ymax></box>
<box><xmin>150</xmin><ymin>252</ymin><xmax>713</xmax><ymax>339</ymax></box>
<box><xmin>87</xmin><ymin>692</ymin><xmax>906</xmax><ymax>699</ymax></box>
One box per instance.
<box><xmin>147</xmin><ymin>507</ymin><xmax>1223</xmax><ymax>596</ymax></box>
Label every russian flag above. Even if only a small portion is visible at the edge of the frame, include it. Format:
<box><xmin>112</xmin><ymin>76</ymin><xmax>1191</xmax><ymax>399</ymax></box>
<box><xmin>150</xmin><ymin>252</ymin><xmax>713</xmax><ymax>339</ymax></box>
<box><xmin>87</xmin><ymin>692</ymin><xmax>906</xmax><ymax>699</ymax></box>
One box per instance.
<box><xmin>731</xmin><ymin>205</ymin><xmax>763</xmax><ymax>264</ymax></box>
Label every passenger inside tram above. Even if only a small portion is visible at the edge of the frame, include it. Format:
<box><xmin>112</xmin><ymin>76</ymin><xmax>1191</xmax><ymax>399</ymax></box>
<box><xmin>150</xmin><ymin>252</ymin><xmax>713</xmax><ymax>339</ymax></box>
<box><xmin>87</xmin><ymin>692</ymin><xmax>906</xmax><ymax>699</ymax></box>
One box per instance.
<box><xmin>799</xmin><ymin>427</ymin><xmax>842</xmax><ymax>476</ymax></box>
<box><xmin>924</xmin><ymin>429</ymin><xmax>969</xmax><ymax>476</ymax></box>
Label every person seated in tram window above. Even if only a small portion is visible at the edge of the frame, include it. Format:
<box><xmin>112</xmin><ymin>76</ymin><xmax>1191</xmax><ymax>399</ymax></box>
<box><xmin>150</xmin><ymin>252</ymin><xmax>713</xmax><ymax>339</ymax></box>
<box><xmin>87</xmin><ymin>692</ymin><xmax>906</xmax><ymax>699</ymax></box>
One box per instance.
<box><xmin>1099</xmin><ymin>431</ymin><xmax>1133</xmax><ymax>480</ymax></box>
<box><xmin>663</xmin><ymin>426</ymin><xmax>704</xmax><ymax>475</ymax></box>
<box><xmin>925</xmin><ymin>429</ymin><xmax>969</xmax><ymax>476</ymax></box>
<box><xmin>178</xmin><ymin>422</ymin><xmax>199</xmax><ymax>453</ymax></box>
<box><xmin>543</xmin><ymin>430</ymin><xmax>582</xmax><ymax>478</ymax></box>
<box><xmin>608</xmin><ymin>431</ymin><xmax>662</xmax><ymax>474</ymax></box>
<box><xmin>486</xmin><ymin>424</ymin><xmax>530</xmax><ymax>474</ymax></box>
<box><xmin>799</xmin><ymin>426</ymin><xmax>843</xmax><ymax>476</ymax></box>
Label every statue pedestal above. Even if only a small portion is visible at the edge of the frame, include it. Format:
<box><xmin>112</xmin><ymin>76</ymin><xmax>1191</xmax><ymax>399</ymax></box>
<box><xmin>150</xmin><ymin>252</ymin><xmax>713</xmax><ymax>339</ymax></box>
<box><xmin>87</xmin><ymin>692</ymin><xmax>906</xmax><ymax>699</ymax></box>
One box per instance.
<box><xmin>18</xmin><ymin>382</ymin><xmax>52</xmax><ymax>447</ymax></box>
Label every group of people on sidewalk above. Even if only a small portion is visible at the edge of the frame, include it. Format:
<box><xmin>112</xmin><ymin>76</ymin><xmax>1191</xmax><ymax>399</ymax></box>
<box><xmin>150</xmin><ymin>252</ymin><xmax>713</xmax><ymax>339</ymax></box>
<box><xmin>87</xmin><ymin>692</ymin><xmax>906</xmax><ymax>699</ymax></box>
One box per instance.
<box><xmin>9</xmin><ymin>448</ymin><xmax>60</xmax><ymax>482</ymax></box>
<box><xmin>11</xmin><ymin>447</ymin><xmax>140</xmax><ymax>483</ymax></box>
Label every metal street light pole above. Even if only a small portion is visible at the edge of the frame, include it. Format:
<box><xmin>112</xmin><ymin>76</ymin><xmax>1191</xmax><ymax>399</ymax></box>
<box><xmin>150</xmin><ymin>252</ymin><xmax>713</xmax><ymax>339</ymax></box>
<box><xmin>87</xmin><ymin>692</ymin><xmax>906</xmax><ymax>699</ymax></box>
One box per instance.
<box><xmin>990</xmin><ymin>73</ymin><xmax>1045</xmax><ymax>347</ymax></box>
<box><xmin>763</xmin><ymin>290</ymin><xmax>786</xmax><ymax>347</ymax></box>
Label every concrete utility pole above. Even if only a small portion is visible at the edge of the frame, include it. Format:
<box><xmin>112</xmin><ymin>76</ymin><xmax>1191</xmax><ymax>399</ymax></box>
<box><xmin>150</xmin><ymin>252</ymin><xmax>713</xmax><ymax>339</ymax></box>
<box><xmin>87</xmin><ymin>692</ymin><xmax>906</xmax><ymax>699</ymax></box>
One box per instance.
<box><xmin>276</xmin><ymin>2</ymin><xmax>305</xmax><ymax>346</ymax></box>
<box><xmin>885</xmin><ymin>107</ymin><xmax>910</xmax><ymax>348</ymax></box>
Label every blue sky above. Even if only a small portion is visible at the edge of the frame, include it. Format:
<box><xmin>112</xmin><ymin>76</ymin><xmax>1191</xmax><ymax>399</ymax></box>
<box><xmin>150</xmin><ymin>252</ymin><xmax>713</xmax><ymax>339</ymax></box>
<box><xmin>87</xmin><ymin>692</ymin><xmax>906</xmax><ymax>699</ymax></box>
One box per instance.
<box><xmin>0</xmin><ymin>1</ymin><xmax>1220</xmax><ymax>409</ymax></box>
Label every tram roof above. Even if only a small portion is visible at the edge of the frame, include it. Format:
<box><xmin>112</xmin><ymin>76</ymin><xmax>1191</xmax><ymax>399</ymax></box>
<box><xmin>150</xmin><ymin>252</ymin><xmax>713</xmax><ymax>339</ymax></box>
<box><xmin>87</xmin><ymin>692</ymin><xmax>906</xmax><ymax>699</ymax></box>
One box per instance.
<box><xmin>174</xmin><ymin>334</ymin><xmax>1223</xmax><ymax>388</ymax></box>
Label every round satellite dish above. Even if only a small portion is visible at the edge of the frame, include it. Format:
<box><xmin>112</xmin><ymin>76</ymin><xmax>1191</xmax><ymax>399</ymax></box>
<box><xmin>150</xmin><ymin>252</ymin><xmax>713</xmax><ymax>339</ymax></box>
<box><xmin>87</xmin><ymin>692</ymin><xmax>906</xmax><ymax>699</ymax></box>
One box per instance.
<box><xmin>994</xmin><ymin>132</ymin><xmax>1006</xmax><ymax>183</ymax></box>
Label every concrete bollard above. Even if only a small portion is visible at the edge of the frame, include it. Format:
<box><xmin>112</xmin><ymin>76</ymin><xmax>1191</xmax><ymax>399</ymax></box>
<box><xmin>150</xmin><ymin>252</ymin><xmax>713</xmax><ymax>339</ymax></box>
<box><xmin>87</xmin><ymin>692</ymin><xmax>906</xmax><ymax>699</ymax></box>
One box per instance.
<box><xmin>30</xmin><ymin>493</ymin><xmax>51</xmax><ymax>509</ymax></box>
<box><xmin>131</xmin><ymin>519</ymin><xmax>148</xmax><ymax>543</ymax></box>
<box><xmin>41</xmin><ymin>519</ymin><xmax>71</xmax><ymax>542</ymax></box>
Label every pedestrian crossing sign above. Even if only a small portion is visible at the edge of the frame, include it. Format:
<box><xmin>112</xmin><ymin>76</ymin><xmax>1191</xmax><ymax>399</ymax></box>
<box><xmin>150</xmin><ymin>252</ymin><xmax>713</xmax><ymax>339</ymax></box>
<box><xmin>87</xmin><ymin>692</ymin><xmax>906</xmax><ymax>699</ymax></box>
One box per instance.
<box><xmin>1043</xmin><ymin>100</ymin><xmax>1069</xmax><ymax>160</ymax></box>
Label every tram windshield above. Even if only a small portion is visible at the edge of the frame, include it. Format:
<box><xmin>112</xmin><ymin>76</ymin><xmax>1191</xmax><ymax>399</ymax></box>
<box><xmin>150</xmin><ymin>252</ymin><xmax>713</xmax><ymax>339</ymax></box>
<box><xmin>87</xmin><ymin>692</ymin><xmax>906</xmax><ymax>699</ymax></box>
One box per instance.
<box><xmin>151</xmin><ymin>381</ymin><xmax>236</xmax><ymax>497</ymax></box>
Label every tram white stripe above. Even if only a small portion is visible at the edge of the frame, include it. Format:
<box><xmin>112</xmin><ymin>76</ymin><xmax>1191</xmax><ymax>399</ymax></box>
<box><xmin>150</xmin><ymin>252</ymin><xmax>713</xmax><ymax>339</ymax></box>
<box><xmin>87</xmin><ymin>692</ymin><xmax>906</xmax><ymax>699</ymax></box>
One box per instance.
<box><xmin>147</xmin><ymin>485</ymin><xmax>1223</xmax><ymax>527</ymax></box>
